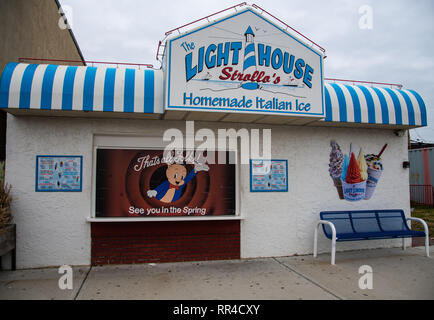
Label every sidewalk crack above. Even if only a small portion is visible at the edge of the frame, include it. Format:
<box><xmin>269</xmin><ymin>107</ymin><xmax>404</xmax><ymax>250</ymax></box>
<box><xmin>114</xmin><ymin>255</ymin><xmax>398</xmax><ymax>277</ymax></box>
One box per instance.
<box><xmin>272</xmin><ymin>257</ymin><xmax>343</xmax><ymax>300</ymax></box>
<box><xmin>74</xmin><ymin>266</ymin><xmax>92</xmax><ymax>300</ymax></box>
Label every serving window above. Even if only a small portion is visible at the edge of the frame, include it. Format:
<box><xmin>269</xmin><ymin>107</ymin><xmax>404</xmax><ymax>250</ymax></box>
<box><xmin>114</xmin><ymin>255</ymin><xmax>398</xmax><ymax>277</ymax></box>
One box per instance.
<box><xmin>95</xmin><ymin>148</ymin><xmax>236</xmax><ymax>218</ymax></box>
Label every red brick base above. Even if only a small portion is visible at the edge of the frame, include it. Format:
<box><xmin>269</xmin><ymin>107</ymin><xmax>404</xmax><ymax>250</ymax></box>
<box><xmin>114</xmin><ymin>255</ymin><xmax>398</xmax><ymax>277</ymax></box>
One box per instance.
<box><xmin>91</xmin><ymin>220</ymin><xmax>240</xmax><ymax>265</ymax></box>
<box><xmin>412</xmin><ymin>236</ymin><xmax>433</xmax><ymax>247</ymax></box>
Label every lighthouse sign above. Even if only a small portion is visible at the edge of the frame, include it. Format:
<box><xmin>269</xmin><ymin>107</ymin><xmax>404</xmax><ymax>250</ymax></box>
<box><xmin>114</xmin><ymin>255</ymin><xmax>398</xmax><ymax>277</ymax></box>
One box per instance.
<box><xmin>164</xmin><ymin>8</ymin><xmax>324</xmax><ymax>117</ymax></box>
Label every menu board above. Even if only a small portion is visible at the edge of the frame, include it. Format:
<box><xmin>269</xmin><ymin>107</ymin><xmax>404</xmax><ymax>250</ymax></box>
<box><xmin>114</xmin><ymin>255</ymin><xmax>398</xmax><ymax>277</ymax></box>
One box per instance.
<box><xmin>36</xmin><ymin>156</ymin><xmax>82</xmax><ymax>192</ymax></box>
<box><xmin>250</xmin><ymin>159</ymin><xmax>288</xmax><ymax>192</ymax></box>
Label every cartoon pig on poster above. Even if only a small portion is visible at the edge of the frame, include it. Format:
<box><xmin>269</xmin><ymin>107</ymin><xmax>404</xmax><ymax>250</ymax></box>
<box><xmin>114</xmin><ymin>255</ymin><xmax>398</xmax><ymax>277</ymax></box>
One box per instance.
<box><xmin>147</xmin><ymin>161</ymin><xmax>209</xmax><ymax>203</ymax></box>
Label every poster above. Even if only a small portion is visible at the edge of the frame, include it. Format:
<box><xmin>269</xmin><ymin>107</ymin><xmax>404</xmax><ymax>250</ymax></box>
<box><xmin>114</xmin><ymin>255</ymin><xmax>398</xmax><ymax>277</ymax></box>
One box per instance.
<box><xmin>95</xmin><ymin>149</ymin><xmax>236</xmax><ymax>217</ymax></box>
<box><xmin>36</xmin><ymin>155</ymin><xmax>82</xmax><ymax>192</ymax></box>
<box><xmin>250</xmin><ymin>159</ymin><xmax>288</xmax><ymax>192</ymax></box>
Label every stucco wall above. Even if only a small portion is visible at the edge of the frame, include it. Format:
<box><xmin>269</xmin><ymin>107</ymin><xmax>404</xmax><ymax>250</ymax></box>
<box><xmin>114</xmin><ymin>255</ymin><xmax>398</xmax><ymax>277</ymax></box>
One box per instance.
<box><xmin>5</xmin><ymin>114</ymin><xmax>410</xmax><ymax>268</ymax></box>
<box><xmin>240</xmin><ymin>124</ymin><xmax>410</xmax><ymax>258</ymax></box>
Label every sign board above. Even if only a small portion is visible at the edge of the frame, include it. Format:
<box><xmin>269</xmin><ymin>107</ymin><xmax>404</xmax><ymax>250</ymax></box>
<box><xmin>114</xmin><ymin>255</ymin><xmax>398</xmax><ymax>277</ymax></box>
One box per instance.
<box><xmin>36</xmin><ymin>155</ymin><xmax>82</xmax><ymax>192</ymax></box>
<box><xmin>95</xmin><ymin>149</ymin><xmax>236</xmax><ymax>217</ymax></box>
<box><xmin>165</xmin><ymin>8</ymin><xmax>324</xmax><ymax>117</ymax></box>
<box><xmin>250</xmin><ymin>159</ymin><xmax>288</xmax><ymax>192</ymax></box>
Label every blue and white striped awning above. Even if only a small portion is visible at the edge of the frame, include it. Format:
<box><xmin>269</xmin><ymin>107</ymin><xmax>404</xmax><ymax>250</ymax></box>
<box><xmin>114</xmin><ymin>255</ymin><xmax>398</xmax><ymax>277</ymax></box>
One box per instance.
<box><xmin>0</xmin><ymin>62</ymin><xmax>163</xmax><ymax>114</ymax></box>
<box><xmin>0</xmin><ymin>62</ymin><xmax>427</xmax><ymax>128</ymax></box>
<box><xmin>324</xmin><ymin>83</ymin><xmax>427</xmax><ymax>127</ymax></box>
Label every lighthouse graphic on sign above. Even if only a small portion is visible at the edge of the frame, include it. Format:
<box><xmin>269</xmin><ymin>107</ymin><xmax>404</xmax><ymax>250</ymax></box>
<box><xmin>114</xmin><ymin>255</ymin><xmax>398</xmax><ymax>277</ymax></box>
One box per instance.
<box><xmin>241</xmin><ymin>26</ymin><xmax>259</xmax><ymax>90</ymax></box>
<box><xmin>185</xmin><ymin>24</ymin><xmax>306</xmax><ymax>96</ymax></box>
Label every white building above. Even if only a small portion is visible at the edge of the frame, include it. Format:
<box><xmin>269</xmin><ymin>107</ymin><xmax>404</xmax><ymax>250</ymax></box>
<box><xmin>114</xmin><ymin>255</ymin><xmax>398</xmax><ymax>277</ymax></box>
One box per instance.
<box><xmin>0</xmin><ymin>5</ymin><xmax>427</xmax><ymax>269</ymax></box>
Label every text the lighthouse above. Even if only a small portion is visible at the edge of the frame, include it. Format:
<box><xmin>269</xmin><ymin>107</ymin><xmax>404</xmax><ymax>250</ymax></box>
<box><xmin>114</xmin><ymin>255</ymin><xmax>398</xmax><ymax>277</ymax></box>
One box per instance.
<box><xmin>183</xmin><ymin>26</ymin><xmax>315</xmax><ymax>88</ymax></box>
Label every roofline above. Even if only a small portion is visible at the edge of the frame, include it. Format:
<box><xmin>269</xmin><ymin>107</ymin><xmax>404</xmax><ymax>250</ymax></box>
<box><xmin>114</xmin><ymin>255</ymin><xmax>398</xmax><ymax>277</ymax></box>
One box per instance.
<box><xmin>325</xmin><ymin>78</ymin><xmax>403</xmax><ymax>89</ymax></box>
<box><xmin>54</xmin><ymin>0</ymin><xmax>86</xmax><ymax>66</ymax></box>
<box><xmin>156</xmin><ymin>3</ymin><xmax>326</xmax><ymax>63</ymax></box>
<box><xmin>17</xmin><ymin>57</ymin><xmax>155</xmax><ymax>69</ymax></box>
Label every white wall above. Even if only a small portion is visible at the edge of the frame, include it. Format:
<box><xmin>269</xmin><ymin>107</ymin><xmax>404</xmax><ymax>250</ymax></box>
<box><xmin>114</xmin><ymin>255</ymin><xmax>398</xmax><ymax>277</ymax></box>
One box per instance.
<box><xmin>240</xmin><ymin>125</ymin><xmax>410</xmax><ymax>258</ymax></box>
<box><xmin>5</xmin><ymin>114</ymin><xmax>410</xmax><ymax>268</ymax></box>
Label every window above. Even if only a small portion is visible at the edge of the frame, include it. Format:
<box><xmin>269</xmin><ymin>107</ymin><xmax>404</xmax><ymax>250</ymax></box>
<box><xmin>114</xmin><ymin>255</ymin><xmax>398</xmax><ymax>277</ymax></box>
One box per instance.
<box><xmin>95</xmin><ymin>148</ymin><xmax>236</xmax><ymax>218</ymax></box>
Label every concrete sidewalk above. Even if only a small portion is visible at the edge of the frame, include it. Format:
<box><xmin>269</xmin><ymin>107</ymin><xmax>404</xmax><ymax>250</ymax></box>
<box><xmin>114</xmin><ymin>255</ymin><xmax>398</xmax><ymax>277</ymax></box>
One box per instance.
<box><xmin>1</xmin><ymin>246</ymin><xmax>433</xmax><ymax>300</ymax></box>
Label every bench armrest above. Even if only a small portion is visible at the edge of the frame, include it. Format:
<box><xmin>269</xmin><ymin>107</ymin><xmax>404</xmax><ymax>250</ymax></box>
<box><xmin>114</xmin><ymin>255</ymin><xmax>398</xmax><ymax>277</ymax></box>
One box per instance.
<box><xmin>407</xmin><ymin>217</ymin><xmax>430</xmax><ymax>257</ymax></box>
<box><xmin>407</xmin><ymin>217</ymin><xmax>429</xmax><ymax>237</ymax></box>
<box><xmin>316</xmin><ymin>220</ymin><xmax>337</xmax><ymax>239</ymax></box>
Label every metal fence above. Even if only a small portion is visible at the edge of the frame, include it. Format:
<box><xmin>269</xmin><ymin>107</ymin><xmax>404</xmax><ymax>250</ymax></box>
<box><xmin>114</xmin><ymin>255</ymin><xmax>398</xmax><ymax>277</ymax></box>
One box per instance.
<box><xmin>410</xmin><ymin>184</ymin><xmax>434</xmax><ymax>206</ymax></box>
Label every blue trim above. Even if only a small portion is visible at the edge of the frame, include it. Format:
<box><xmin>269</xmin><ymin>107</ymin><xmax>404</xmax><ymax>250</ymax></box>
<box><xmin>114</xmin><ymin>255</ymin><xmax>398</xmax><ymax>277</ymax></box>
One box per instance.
<box><xmin>371</xmin><ymin>87</ymin><xmax>389</xmax><ymax>125</ymax></box>
<box><xmin>408</xmin><ymin>89</ymin><xmax>427</xmax><ymax>126</ymax></box>
<box><xmin>384</xmin><ymin>88</ymin><xmax>403</xmax><ymax>125</ymax></box>
<box><xmin>62</xmin><ymin>66</ymin><xmax>77</xmax><ymax>110</ymax></box>
<box><xmin>0</xmin><ymin>62</ymin><xmax>18</xmax><ymax>108</ymax></box>
<box><xmin>19</xmin><ymin>64</ymin><xmax>38</xmax><ymax>109</ymax></box>
<box><xmin>330</xmin><ymin>84</ymin><xmax>347</xmax><ymax>122</ymax></box>
<box><xmin>35</xmin><ymin>155</ymin><xmax>83</xmax><ymax>192</ymax></box>
<box><xmin>324</xmin><ymin>85</ymin><xmax>332</xmax><ymax>121</ymax></box>
<box><xmin>344</xmin><ymin>85</ymin><xmax>361</xmax><ymax>123</ymax></box>
<box><xmin>398</xmin><ymin>90</ymin><xmax>416</xmax><ymax>126</ymax></box>
<box><xmin>103</xmin><ymin>68</ymin><xmax>116</xmax><ymax>112</ymax></box>
<box><xmin>144</xmin><ymin>69</ymin><xmax>154</xmax><ymax>113</ymax></box>
<box><xmin>250</xmin><ymin>159</ymin><xmax>288</xmax><ymax>192</ymax></box>
<box><xmin>40</xmin><ymin>64</ymin><xmax>58</xmax><ymax>110</ymax></box>
<box><xmin>83</xmin><ymin>67</ymin><xmax>97</xmax><ymax>111</ymax></box>
<box><xmin>320</xmin><ymin>59</ymin><xmax>324</xmax><ymax>117</ymax></box>
<box><xmin>124</xmin><ymin>68</ymin><xmax>135</xmax><ymax>113</ymax></box>
<box><xmin>357</xmin><ymin>85</ymin><xmax>376</xmax><ymax>124</ymax></box>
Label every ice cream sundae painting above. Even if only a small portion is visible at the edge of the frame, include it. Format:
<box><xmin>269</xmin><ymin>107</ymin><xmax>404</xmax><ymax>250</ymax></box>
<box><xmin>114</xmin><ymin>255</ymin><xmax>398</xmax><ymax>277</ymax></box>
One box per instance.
<box><xmin>328</xmin><ymin>141</ymin><xmax>387</xmax><ymax>201</ymax></box>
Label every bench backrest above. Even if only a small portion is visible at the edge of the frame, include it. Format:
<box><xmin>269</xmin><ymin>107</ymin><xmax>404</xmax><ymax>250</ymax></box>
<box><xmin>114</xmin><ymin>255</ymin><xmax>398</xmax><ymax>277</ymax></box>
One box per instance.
<box><xmin>319</xmin><ymin>209</ymin><xmax>409</xmax><ymax>237</ymax></box>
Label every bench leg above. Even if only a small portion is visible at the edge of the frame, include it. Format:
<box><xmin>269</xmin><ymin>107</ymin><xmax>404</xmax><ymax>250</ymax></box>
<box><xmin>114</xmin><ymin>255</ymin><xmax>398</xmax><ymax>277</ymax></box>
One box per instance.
<box><xmin>402</xmin><ymin>238</ymin><xmax>406</xmax><ymax>250</ymax></box>
<box><xmin>407</xmin><ymin>217</ymin><xmax>430</xmax><ymax>257</ymax></box>
<box><xmin>331</xmin><ymin>237</ymin><xmax>336</xmax><ymax>265</ymax></box>
<box><xmin>314</xmin><ymin>221</ymin><xmax>337</xmax><ymax>265</ymax></box>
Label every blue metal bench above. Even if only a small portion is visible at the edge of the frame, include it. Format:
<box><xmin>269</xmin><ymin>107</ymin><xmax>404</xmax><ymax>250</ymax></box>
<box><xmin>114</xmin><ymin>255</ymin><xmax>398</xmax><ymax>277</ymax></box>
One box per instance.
<box><xmin>314</xmin><ymin>209</ymin><xmax>430</xmax><ymax>265</ymax></box>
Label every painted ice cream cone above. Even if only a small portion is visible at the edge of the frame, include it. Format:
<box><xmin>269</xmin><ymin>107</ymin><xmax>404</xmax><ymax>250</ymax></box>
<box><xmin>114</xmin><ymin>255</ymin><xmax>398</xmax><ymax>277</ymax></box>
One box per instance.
<box><xmin>342</xmin><ymin>152</ymin><xmax>366</xmax><ymax>201</ymax></box>
<box><xmin>357</xmin><ymin>148</ymin><xmax>368</xmax><ymax>181</ymax></box>
<box><xmin>364</xmin><ymin>153</ymin><xmax>383</xmax><ymax>199</ymax></box>
<box><xmin>345</xmin><ymin>152</ymin><xmax>363</xmax><ymax>184</ymax></box>
<box><xmin>328</xmin><ymin>140</ymin><xmax>344</xmax><ymax>199</ymax></box>
<box><xmin>332</xmin><ymin>177</ymin><xmax>344</xmax><ymax>199</ymax></box>
<box><xmin>341</xmin><ymin>154</ymin><xmax>349</xmax><ymax>181</ymax></box>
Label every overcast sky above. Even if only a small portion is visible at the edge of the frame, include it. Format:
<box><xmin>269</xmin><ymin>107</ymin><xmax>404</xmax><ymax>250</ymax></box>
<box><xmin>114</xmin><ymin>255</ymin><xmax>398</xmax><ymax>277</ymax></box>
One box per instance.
<box><xmin>58</xmin><ymin>0</ymin><xmax>434</xmax><ymax>141</ymax></box>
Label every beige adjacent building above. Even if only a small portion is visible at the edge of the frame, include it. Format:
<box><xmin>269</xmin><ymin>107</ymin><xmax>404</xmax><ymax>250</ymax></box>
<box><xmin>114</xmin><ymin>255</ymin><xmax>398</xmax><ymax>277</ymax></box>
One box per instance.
<box><xmin>0</xmin><ymin>0</ymin><xmax>85</xmax><ymax>161</ymax></box>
